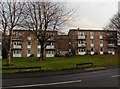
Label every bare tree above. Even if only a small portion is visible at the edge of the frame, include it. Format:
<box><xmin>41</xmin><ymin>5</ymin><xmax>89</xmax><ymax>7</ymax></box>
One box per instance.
<box><xmin>104</xmin><ymin>13</ymin><xmax>120</xmax><ymax>45</ymax></box>
<box><xmin>0</xmin><ymin>2</ymin><xmax>27</xmax><ymax>65</ymax></box>
<box><xmin>22</xmin><ymin>2</ymin><xmax>73</xmax><ymax>61</ymax></box>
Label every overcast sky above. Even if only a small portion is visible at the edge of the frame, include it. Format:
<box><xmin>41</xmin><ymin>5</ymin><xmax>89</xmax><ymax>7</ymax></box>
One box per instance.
<box><xmin>0</xmin><ymin>0</ymin><xmax>119</xmax><ymax>33</ymax></box>
<box><xmin>62</xmin><ymin>0</ymin><xmax>119</xmax><ymax>33</ymax></box>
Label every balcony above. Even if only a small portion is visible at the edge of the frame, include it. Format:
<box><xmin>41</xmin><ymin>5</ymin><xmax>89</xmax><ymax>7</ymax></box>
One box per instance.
<box><xmin>13</xmin><ymin>45</ymin><xmax>21</xmax><ymax>48</ymax></box>
<box><xmin>90</xmin><ymin>44</ymin><xmax>94</xmax><ymax>47</ymax></box>
<box><xmin>13</xmin><ymin>54</ymin><xmax>21</xmax><ymax>57</ymax></box>
<box><xmin>107</xmin><ymin>36</ymin><xmax>117</xmax><ymax>41</ymax></box>
<box><xmin>46</xmin><ymin>45</ymin><xmax>54</xmax><ymax>49</ymax></box>
<box><xmin>78</xmin><ymin>36</ymin><xmax>86</xmax><ymax>39</ymax></box>
<box><xmin>27</xmin><ymin>45</ymin><xmax>31</xmax><ymax>48</ymax></box>
<box><xmin>46</xmin><ymin>54</ymin><xmax>54</xmax><ymax>57</ymax></box>
<box><xmin>90</xmin><ymin>51</ymin><xmax>94</xmax><ymax>55</ymax></box>
<box><xmin>78</xmin><ymin>52</ymin><xmax>86</xmax><ymax>55</ymax></box>
<box><xmin>78</xmin><ymin>44</ymin><xmax>86</xmax><ymax>47</ymax></box>
<box><xmin>108</xmin><ymin>44</ymin><xmax>117</xmax><ymax>47</ymax></box>
<box><xmin>13</xmin><ymin>36</ymin><xmax>22</xmax><ymax>40</ymax></box>
<box><xmin>100</xmin><ymin>44</ymin><xmax>103</xmax><ymax>47</ymax></box>
<box><xmin>90</xmin><ymin>36</ymin><xmax>94</xmax><ymax>39</ymax></box>
<box><xmin>27</xmin><ymin>54</ymin><xmax>31</xmax><ymax>57</ymax></box>
<box><xmin>27</xmin><ymin>37</ymin><xmax>31</xmax><ymax>40</ymax></box>
<box><xmin>100</xmin><ymin>51</ymin><xmax>103</xmax><ymax>55</ymax></box>
<box><xmin>108</xmin><ymin>51</ymin><xmax>115</xmax><ymax>55</ymax></box>
<box><xmin>47</xmin><ymin>38</ymin><xmax>55</xmax><ymax>42</ymax></box>
<box><xmin>37</xmin><ymin>45</ymin><xmax>41</xmax><ymax>49</ymax></box>
<box><xmin>99</xmin><ymin>36</ymin><xmax>103</xmax><ymax>39</ymax></box>
<box><xmin>37</xmin><ymin>54</ymin><xmax>40</xmax><ymax>57</ymax></box>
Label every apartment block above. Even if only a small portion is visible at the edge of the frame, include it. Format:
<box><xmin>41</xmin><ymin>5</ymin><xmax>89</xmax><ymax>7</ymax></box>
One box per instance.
<box><xmin>68</xmin><ymin>28</ymin><xmax>117</xmax><ymax>55</ymax></box>
<box><xmin>12</xmin><ymin>30</ymin><xmax>57</xmax><ymax>57</ymax></box>
<box><xmin>3</xmin><ymin>28</ymin><xmax>117</xmax><ymax>58</ymax></box>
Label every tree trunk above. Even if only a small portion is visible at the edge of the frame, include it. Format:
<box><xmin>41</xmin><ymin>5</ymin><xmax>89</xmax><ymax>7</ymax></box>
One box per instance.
<box><xmin>40</xmin><ymin>44</ymin><xmax>45</xmax><ymax>62</ymax></box>
<box><xmin>7</xmin><ymin>30</ymin><xmax>13</xmax><ymax>66</ymax></box>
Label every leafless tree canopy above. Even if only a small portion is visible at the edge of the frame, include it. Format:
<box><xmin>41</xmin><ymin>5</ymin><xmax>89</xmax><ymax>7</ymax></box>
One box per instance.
<box><xmin>22</xmin><ymin>2</ymin><xmax>73</xmax><ymax>61</ymax></box>
<box><xmin>104</xmin><ymin>13</ymin><xmax>120</xmax><ymax>45</ymax></box>
<box><xmin>0</xmin><ymin>2</ymin><xmax>27</xmax><ymax>65</ymax></box>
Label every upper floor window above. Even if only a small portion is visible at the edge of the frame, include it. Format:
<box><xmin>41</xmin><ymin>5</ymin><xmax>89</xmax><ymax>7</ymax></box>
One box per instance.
<box><xmin>90</xmin><ymin>40</ymin><xmax>94</xmax><ymax>44</ymax></box>
<box><xmin>14</xmin><ymin>32</ymin><xmax>22</xmax><ymax>36</ymax></box>
<box><xmin>28</xmin><ymin>41</ymin><xmax>31</xmax><ymax>45</ymax></box>
<box><xmin>100</xmin><ymin>32</ymin><xmax>103</xmax><ymax>36</ymax></box>
<box><xmin>90</xmin><ymin>32</ymin><xmax>94</xmax><ymax>36</ymax></box>
<box><xmin>100</xmin><ymin>40</ymin><xmax>103</xmax><ymax>44</ymax></box>
<box><xmin>79</xmin><ymin>32</ymin><xmax>85</xmax><ymax>36</ymax></box>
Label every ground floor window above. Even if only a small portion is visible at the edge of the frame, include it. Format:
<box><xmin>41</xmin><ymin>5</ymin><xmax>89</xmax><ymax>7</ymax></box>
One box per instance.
<box><xmin>13</xmin><ymin>50</ymin><xmax>21</xmax><ymax>54</ymax></box>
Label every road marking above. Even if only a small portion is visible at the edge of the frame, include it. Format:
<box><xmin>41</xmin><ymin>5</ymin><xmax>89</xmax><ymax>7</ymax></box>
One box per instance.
<box><xmin>2</xmin><ymin>80</ymin><xmax>82</xmax><ymax>88</ymax></box>
<box><xmin>111</xmin><ymin>75</ymin><xmax>120</xmax><ymax>78</ymax></box>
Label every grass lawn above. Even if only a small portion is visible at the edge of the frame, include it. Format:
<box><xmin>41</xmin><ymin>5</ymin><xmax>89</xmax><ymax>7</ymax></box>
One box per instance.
<box><xmin>2</xmin><ymin>54</ymin><xmax>119</xmax><ymax>73</ymax></box>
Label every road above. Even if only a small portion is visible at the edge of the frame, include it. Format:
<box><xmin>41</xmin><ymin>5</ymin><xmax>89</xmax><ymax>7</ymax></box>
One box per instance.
<box><xmin>2</xmin><ymin>68</ymin><xmax>120</xmax><ymax>88</ymax></box>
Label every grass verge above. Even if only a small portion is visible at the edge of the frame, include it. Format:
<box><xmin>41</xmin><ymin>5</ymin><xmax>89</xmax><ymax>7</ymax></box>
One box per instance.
<box><xmin>2</xmin><ymin>54</ymin><xmax>119</xmax><ymax>73</ymax></box>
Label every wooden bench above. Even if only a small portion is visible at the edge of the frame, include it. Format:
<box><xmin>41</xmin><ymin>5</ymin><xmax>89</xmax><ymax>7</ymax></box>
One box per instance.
<box><xmin>2</xmin><ymin>66</ymin><xmax>41</xmax><ymax>72</ymax></box>
<box><xmin>76</xmin><ymin>62</ymin><xmax>93</xmax><ymax>69</ymax></box>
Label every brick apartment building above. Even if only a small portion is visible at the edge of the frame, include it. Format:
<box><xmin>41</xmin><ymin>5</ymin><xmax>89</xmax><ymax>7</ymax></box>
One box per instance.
<box><xmin>68</xmin><ymin>28</ymin><xmax>117</xmax><ymax>55</ymax></box>
<box><xmin>12</xmin><ymin>30</ymin><xmax>58</xmax><ymax>57</ymax></box>
<box><xmin>1</xmin><ymin>28</ymin><xmax>117</xmax><ymax>58</ymax></box>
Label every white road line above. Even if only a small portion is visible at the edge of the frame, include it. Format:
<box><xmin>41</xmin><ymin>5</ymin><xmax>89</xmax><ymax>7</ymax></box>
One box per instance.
<box><xmin>2</xmin><ymin>80</ymin><xmax>82</xmax><ymax>88</ymax></box>
<box><xmin>111</xmin><ymin>75</ymin><xmax>120</xmax><ymax>78</ymax></box>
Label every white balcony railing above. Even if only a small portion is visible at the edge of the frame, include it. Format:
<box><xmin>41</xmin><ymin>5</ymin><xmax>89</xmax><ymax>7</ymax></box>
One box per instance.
<box><xmin>27</xmin><ymin>45</ymin><xmax>31</xmax><ymax>48</ymax></box>
<box><xmin>46</xmin><ymin>54</ymin><xmax>54</xmax><ymax>57</ymax></box>
<box><xmin>100</xmin><ymin>44</ymin><xmax>103</xmax><ymax>47</ymax></box>
<box><xmin>90</xmin><ymin>44</ymin><xmax>94</xmax><ymax>47</ymax></box>
<box><xmin>78</xmin><ymin>52</ymin><xmax>86</xmax><ymax>55</ymax></box>
<box><xmin>91</xmin><ymin>52</ymin><xmax>94</xmax><ymax>55</ymax></box>
<box><xmin>108</xmin><ymin>51</ymin><xmax>115</xmax><ymax>55</ymax></box>
<box><xmin>90</xmin><ymin>36</ymin><xmax>94</xmax><ymax>39</ymax></box>
<box><xmin>78</xmin><ymin>44</ymin><xmax>86</xmax><ymax>47</ymax></box>
<box><xmin>13</xmin><ymin>54</ymin><xmax>21</xmax><ymax>57</ymax></box>
<box><xmin>27</xmin><ymin>54</ymin><xmax>31</xmax><ymax>57</ymax></box>
<box><xmin>37</xmin><ymin>45</ymin><xmax>41</xmax><ymax>49</ymax></box>
<box><xmin>46</xmin><ymin>45</ymin><xmax>54</xmax><ymax>49</ymax></box>
<box><xmin>100</xmin><ymin>51</ymin><xmax>103</xmax><ymax>55</ymax></box>
<box><xmin>108</xmin><ymin>44</ymin><xmax>115</xmax><ymax>46</ymax></box>
<box><xmin>13</xmin><ymin>45</ymin><xmax>22</xmax><ymax>48</ymax></box>
<box><xmin>100</xmin><ymin>36</ymin><xmax>103</xmax><ymax>39</ymax></box>
<box><xmin>27</xmin><ymin>37</ymin><xmax>31</xmax><ymax>40</ymax></box>
<box><xmin>78</xmin><ymin>36</ymin><xmax>85</xmax><ymax>39</ymax></box>
<box><xmin>37</xmin><ymin>54</ymin><xmax>40</xmax><ymax>57</ymax></box>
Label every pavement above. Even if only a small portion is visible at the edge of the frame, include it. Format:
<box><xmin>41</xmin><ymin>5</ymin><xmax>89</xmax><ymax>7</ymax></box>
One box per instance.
<box><xmin>2</xmin><ymin>65</ymin><xmax>119</xmax><ymax>79</ymax></box>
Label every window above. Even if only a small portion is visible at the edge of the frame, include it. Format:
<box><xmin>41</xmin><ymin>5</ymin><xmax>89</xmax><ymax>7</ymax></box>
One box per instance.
<box><xmin>78</xmin><ymin>40</ymin><xmax>85</xmax><ymax>44</ymax></box>
<box><xmin>91</xmin><ymin>48</ymin><xmax>94</xmax><ymax>51</ymax></box>
<box><xmin>100</xmin><ymin>32</ymin><xmax>103</xmax><ymax>36</ymax></box>
<box><xmin>79</xmin><ymin>32</ymin><xmax>85</xmax><ymax>36</ymax></box>
<box><xmin>90</xmin><ymin>40</ymin><xmax>94</xmax><ymax>44</ymax></box>
<box><xmin>28</xmin><ymin>41</ymin><xmax>31</xmax><ymax>45</ymax></box>
<box><xmin>37</xmin><ymin>49</ymin><xmax>40</xmax><ymax>53</ymax></box>
<box><xmin>79</xmin><ymin>48</ymin><xmax>85</xmax><ymax>52</ymax></box>
<box><xmin>28</xmin><ymin>50</ymin><xmax>31</xmax><ymax>54</ymax></box>
<box><xmin>50</xmin><ymin>42</ymin><xmax>53</xmax><ymax>45</ymax></box>
<box><xmin>13</xmin><ymin>50</ymin><xmax>21</xmax><ymax>54</ymax></box>
<box><xmin>47</xmin><ymin>51</ymin><xmax>53</xmax><ymax>54</ymax></box>
<box><xmin>100</xmin><ymin>48</ymin><xmax>103</xmax><ymax>51</ymax></box>
<box><xmin>81</xmin><ymin>48</ymin><xmax>85</xmax><ymax>52</ymax></box>
<box><xmin>90</xmin><ymin>32</ymin><xmax>94</xmax><ymax>36</ymax></box>
<box><xmin>37</xmin><ymin>41</ymin><xmax>40</xmax><ymax>45</ymax></box>
<box><xmin>100</xmin><ymin>40</ymin><xmax>103</xmax><ymax>44</ymax></box>
<box><xmin>14</xmin><ymin>42</ymin><xmax>22</xmax><ymax>45</ymax></box>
